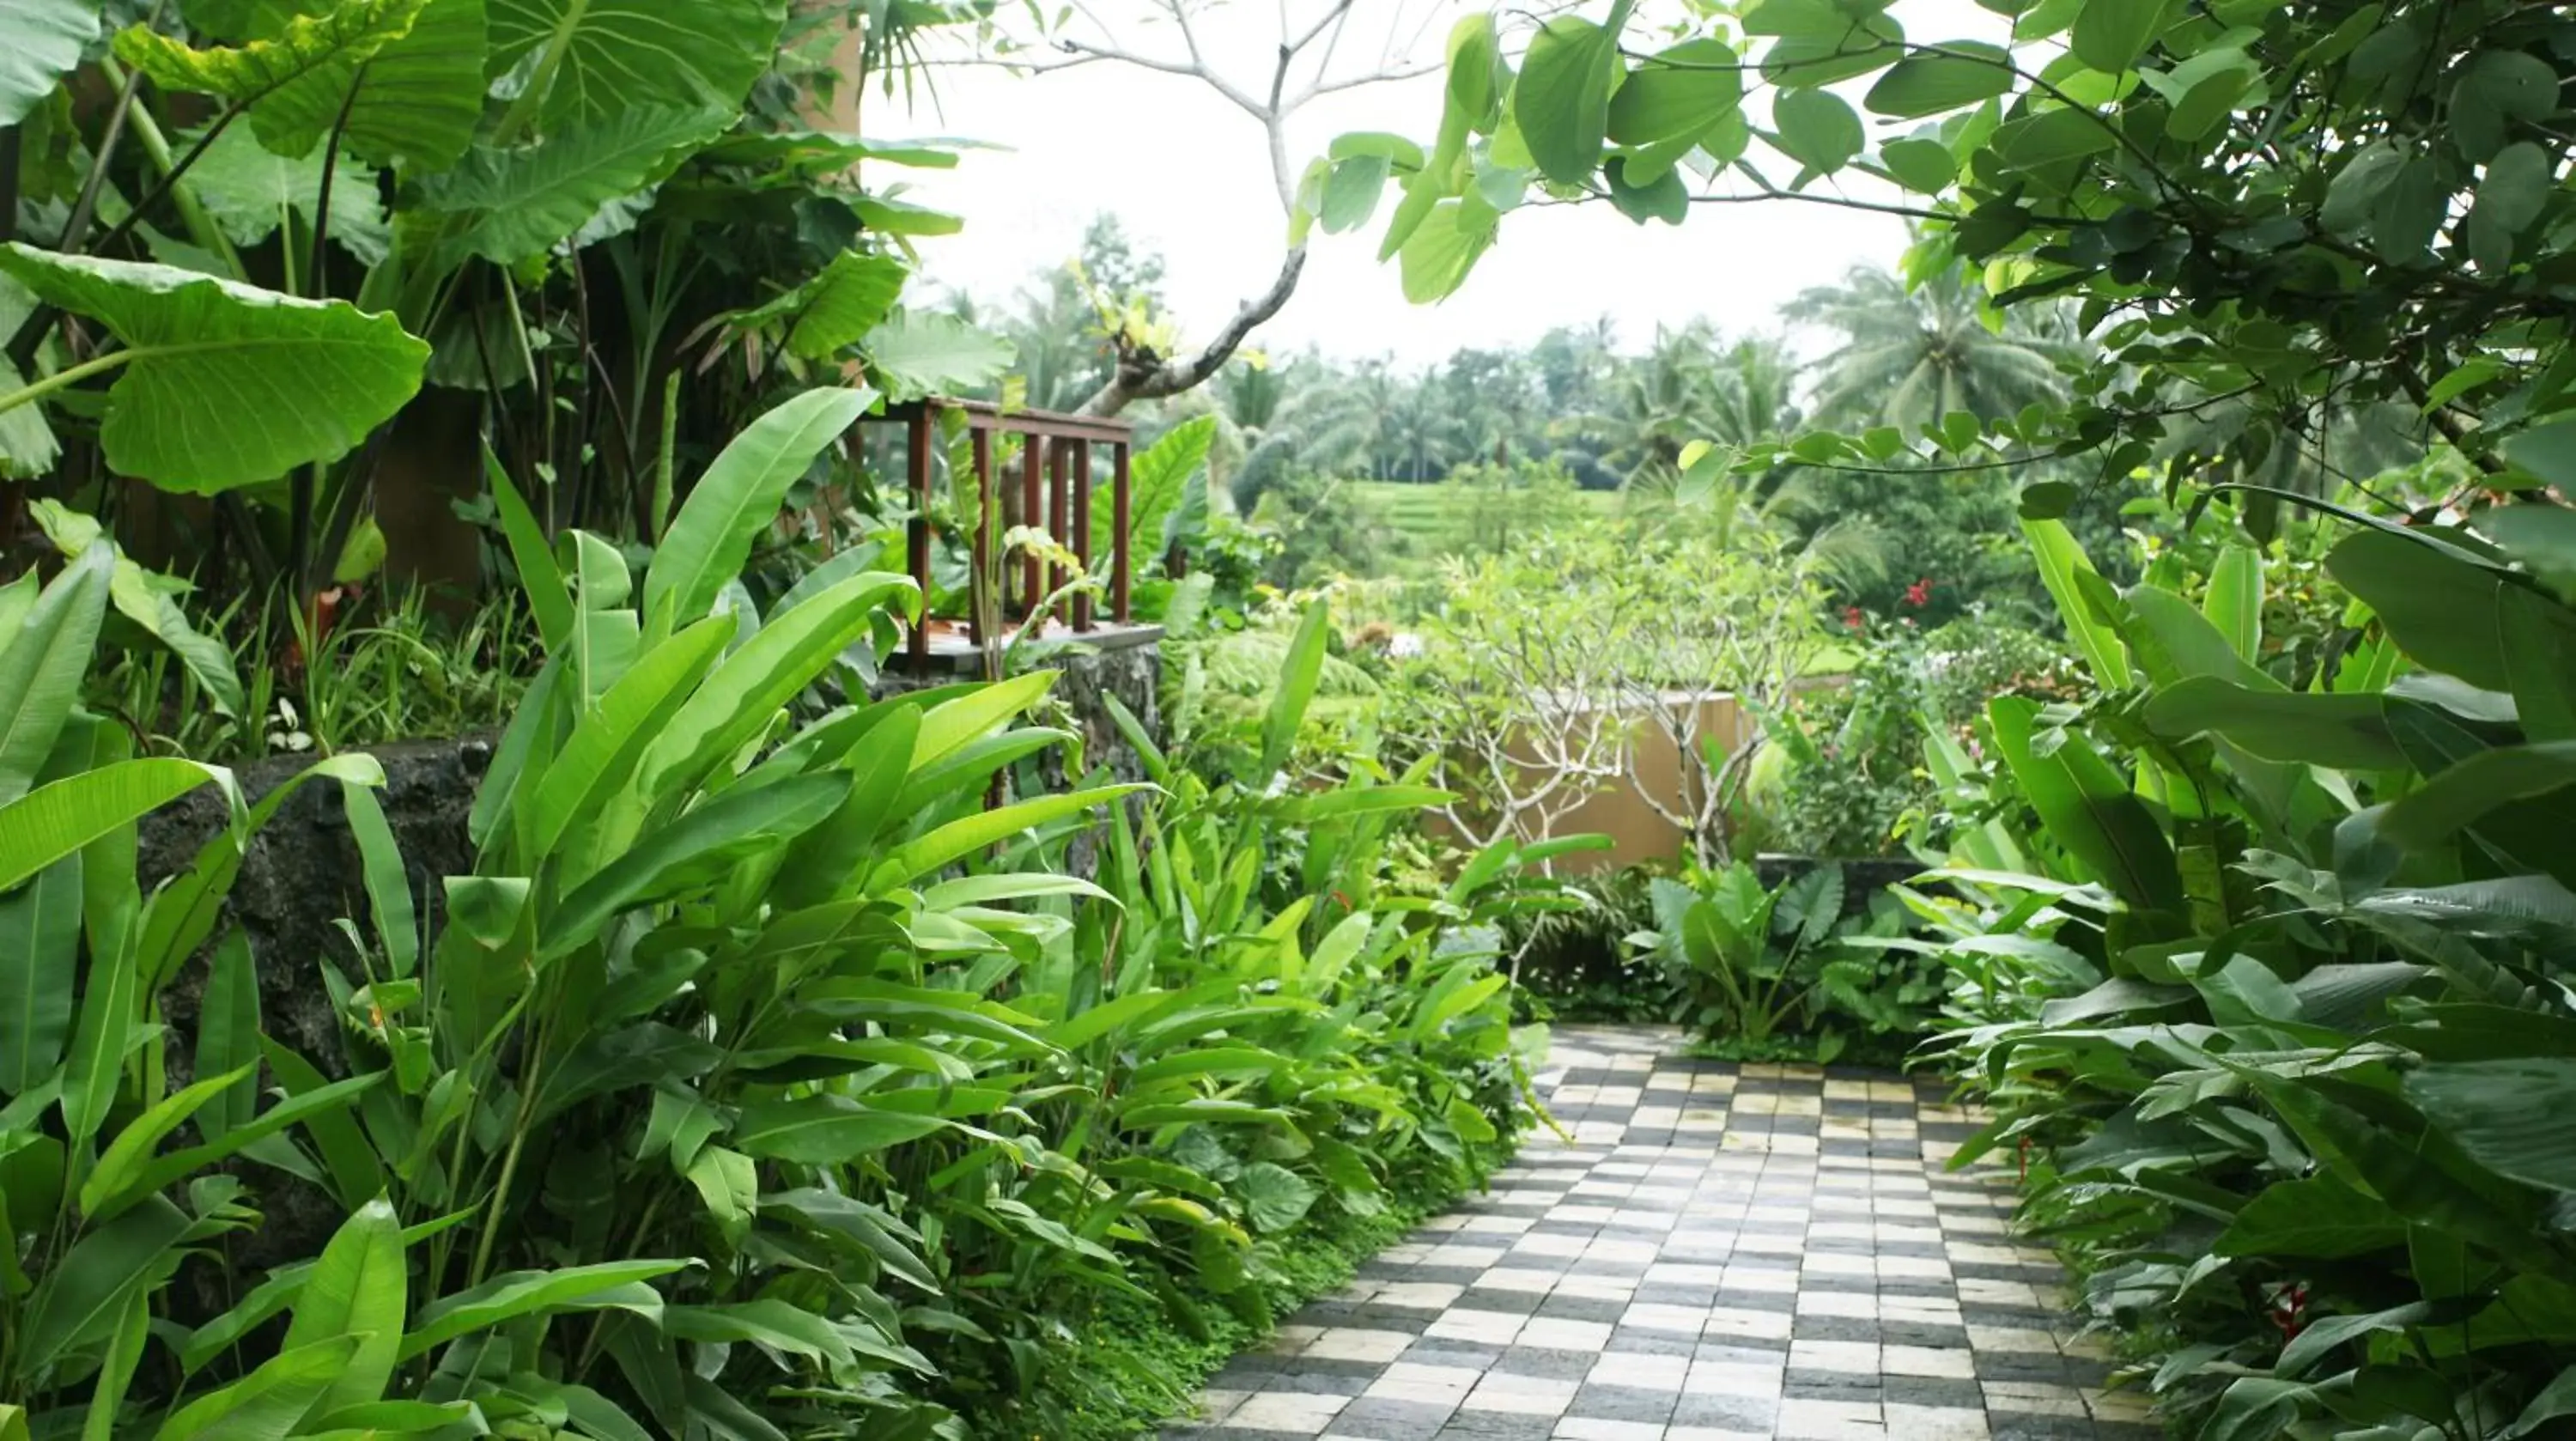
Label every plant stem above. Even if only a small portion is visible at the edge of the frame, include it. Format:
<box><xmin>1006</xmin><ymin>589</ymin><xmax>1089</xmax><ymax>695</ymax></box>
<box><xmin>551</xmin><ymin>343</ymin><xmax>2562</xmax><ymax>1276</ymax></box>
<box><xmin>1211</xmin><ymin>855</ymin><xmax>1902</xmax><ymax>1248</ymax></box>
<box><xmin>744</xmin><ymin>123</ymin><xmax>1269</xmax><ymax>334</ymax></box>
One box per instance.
<box><xmin>0</xmin><ymin>350</ymin><xmax>137</xmax><ymax>416</ymax></box>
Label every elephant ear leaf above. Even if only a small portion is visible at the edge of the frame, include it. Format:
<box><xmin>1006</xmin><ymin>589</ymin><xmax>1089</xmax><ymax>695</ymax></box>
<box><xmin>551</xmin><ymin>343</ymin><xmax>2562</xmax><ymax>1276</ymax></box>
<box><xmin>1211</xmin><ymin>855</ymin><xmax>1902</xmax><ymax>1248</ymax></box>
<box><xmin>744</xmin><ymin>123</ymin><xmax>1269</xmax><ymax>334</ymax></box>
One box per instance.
<box><xmin>112</xmin><ymin>0</ymin><xmax>427</xmax><ymax>158</ymax></box>
<box><xmin>0</xmin><ymin>0</ymin><xmax>99</xmax><ymax>128</ymax></box>
<box><xmin>0</xmin><ymin>246</ymin><xmax>428</xmax><ymax>493</ymax></box>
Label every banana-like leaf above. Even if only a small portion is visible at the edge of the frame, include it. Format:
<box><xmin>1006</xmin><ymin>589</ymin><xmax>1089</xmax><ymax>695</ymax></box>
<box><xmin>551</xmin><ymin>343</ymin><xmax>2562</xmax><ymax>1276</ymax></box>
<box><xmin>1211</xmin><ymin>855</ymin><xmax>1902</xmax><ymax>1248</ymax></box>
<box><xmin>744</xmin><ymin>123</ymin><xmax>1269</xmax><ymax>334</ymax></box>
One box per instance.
<box><xmin>544</xmin><ymin>772</ymin><xmax>849</xmax><ymax>958</ymax></box>
<box><xmin>645</xmin><ymin>387</ymin><xmax>878</xmax><ymax>638</ymax></box>
<box><xmin>2142</xmin><ymin>678</ymin><xmax>2406</xmax><ymax>770</ymax></box>
<box><xmin>280</xmin><ymin>1198</ymin><xmax>404</xmax><ymax>1420</ymax></box>
<box><xmin>19</xmin><ymin>1195</ymin><xmax>194</xmax><ymax>1379</ymax></box>
<box><xmin>869</xmin><ymin>784</ymin><xmax>1146</xmax><ymax>889</ymax></box>
<box><xmin>1987</xmin><ymin>696</ymin><xmax>2184</xmax><ymax>919</ymax></box>
<box><xmin>909</xmin><ymin>670</ymin><xmax>1058</xmax><ymax>772</ymax></box>
<box><xmin>2022</xmin><ymin>518</ymin><xmax>2132</xmax><ymax>688</ymax></box>
<box><xmin>523</xmin><ymin>615</ymin><xmax>732</xmax><ymax>866</ymax></box>
<box><xmin>0</xmin><ymin>757</ymin><xmax>232</xmax><ymax>892</ymax></box>
<box><xmin>81</xmin><ymin>1063</ymin><xmax>257</xmax><ymax>1221</ymax></box>
<box><xmin>2204</xmin><ymin>542</ymin><xmax>2264</xmax><ymax>660</ymax></box>
<box><xmin>1260</xmin><ymin>600</ymin><xmax>1333</xmax><ymax>780</ymax></box>
<box><xmin>0</xmin><ymin>542</ymin><xmax>112</xmax><ymax>806</ymax></box>
<box><xmin>629</xmin><ymin>570</ymin><xmax>914</xmax><ymax>804</ymax></box>
<box><xmin>0</xmin><ymin>852</ymin><xmax>79</xmax><ymax>1095</ymax></box>
<box><xmin>28</xmin><ymin>504</ymin><xmax>245</xmax><ymax>717</ymax></box>
<box><xmin>2406</xmin><ymin>1058</ymin><xmax>2576</xmax><ymax>1193</ymax></box>
<box><xmin>861</xmin><ymin>310</ymin><xmax>1015</xmax><ymax>402</ymax></box>
<box><xmin>731</xmin><ymin>1095</ymin><xmax>945</xmax><ymax>1164</ymax></box>
<box><xmin>2327</xmin><ymin>527</ymin><xmax>2517</xmax><ymax>692</ymax></box>
<box><xmin>2381</xmin><ymin>741</ymin><xmax>2576</xmax><ymax>853</ymax></box>
<box><xmin>398</xmin><ymin>1261</ymin><xmax>683</xmax><ymax>1360</ymax></box>
<box><xmin>0</xmin><ymin>247</ymin><xmax>428</xmax><ymax>492</ymax></box>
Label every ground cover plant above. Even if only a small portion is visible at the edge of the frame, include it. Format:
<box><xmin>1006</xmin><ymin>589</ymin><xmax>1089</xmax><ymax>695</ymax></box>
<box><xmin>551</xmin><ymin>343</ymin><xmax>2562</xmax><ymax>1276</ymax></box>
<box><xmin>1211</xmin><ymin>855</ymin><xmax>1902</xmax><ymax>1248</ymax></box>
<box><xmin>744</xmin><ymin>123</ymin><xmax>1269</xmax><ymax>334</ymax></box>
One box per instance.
<box><xmin>0</xmin><ymin>388</ymin><xmax>1550</xmax><ymax>1439</ymax></box>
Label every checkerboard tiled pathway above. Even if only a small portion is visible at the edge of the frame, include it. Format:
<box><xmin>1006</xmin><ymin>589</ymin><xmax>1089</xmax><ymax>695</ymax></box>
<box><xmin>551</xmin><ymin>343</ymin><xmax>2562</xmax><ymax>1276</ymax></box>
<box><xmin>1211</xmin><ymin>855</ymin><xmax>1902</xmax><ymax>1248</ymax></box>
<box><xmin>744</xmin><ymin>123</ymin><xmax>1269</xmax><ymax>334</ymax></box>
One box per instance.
<box><xmin>1161</xmin><ymin>1025</ymin><xmax>2158</xmax><ymax>1441</ymax></box>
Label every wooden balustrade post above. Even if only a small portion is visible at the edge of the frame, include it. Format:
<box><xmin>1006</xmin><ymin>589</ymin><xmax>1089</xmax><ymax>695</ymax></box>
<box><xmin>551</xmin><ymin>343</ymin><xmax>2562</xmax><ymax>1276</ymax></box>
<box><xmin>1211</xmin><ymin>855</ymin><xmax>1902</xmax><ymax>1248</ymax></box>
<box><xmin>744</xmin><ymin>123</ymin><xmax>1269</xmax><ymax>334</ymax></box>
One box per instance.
<box><xmin>1112</xmin><ymin>441</ymin><xmax>1133</xmax><ymax>623</ymax></box>
<box><xmin>1072</xmin><ymin>438</ymin><xmax>1094</xmax><ymax>632</ymax></box>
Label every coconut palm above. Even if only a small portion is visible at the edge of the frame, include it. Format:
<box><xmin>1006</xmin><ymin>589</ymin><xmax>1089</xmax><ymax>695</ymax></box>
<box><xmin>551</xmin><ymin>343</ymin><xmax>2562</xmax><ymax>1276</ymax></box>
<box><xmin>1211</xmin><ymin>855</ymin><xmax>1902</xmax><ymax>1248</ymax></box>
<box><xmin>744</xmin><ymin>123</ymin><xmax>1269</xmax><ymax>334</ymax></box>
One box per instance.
<box><xmin>1788</xmin><ymin>264</ymin><xmax>2080</xmax><ymax>435</ymax></box>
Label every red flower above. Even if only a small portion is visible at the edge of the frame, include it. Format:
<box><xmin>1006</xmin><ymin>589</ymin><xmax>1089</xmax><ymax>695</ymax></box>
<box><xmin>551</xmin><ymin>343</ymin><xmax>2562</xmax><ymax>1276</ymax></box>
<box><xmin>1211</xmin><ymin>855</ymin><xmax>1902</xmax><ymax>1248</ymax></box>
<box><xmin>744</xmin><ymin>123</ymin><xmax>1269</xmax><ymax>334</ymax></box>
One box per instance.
<box><xmin>1842</xmin><ymin>605</ymin><xmax>1866</xmax><ymax>630</ymax></box>
<box><xmin>1904</xmin><ymin>577</ymin><xmax>1934</xmax><ymax>608</ymax></box>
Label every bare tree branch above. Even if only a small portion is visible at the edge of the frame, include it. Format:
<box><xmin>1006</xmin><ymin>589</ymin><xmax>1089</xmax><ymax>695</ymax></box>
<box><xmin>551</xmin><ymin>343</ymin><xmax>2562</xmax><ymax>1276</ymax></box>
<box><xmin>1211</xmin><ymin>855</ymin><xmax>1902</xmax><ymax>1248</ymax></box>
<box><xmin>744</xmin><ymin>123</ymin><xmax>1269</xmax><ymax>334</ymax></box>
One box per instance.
<box><xmin>978</xmin><ymin>0</ymin><xmax>1442</xmax><ymax>416</ymax></box>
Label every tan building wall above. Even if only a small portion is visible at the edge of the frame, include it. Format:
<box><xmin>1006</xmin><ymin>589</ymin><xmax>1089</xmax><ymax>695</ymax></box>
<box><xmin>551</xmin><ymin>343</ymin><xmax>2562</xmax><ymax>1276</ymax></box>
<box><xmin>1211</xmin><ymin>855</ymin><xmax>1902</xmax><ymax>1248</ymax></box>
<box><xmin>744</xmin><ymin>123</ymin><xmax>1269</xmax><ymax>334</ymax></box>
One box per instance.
<box><xmin>1429</xmin><ymin>692</ymin><xmax>1759</xmax><ymax>875</ymax></box>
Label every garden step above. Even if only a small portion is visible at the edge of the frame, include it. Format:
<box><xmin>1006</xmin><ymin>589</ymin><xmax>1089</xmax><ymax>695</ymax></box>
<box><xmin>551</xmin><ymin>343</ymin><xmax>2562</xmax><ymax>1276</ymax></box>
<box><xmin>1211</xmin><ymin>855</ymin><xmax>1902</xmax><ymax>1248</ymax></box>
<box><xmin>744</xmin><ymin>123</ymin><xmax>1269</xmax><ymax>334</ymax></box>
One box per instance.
<box><xmin>1159</xmin><ymin>1025</ymin><xmax>2156</xmax><ymax>1441</ymax></box>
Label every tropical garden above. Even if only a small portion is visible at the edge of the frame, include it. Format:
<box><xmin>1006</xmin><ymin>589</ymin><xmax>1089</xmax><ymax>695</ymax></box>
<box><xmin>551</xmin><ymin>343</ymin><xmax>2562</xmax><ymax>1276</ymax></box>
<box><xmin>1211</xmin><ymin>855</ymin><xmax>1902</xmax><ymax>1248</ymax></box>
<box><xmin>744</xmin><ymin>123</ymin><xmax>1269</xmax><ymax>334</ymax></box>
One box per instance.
<box><xmin>0</xmin><ymin>0</ymin><xmax>2573</xmax><ymax>1437</ymax></box>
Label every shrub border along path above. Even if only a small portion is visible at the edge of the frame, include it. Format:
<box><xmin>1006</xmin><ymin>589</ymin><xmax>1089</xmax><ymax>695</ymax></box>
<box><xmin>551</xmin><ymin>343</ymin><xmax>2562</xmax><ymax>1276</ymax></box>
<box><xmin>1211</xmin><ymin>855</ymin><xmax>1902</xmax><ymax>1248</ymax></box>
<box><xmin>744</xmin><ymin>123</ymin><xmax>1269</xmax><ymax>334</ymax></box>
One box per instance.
<box><xmin>1158</xmin><ymin>1025</ymin><xmax>2156</xmax><ymax>1440</ymax></box>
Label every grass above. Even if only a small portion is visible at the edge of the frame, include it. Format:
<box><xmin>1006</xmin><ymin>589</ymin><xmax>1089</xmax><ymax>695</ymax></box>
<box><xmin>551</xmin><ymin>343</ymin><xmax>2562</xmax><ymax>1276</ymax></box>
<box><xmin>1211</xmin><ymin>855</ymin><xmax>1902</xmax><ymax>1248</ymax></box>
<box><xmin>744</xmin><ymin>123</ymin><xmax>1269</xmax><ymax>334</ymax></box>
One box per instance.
<box><xmin>1348</xmin><ymin>480</ymin><xmax>1620</xmax><ymax>558</ymax></box>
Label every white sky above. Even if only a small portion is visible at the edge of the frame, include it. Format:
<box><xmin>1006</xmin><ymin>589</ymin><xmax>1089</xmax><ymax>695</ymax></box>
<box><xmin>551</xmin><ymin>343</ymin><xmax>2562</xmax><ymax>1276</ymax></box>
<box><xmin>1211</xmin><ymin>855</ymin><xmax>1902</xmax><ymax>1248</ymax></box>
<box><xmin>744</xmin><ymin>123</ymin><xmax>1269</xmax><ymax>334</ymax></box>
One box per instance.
<box><xmin>877</xmin><ymin>3</ymin><xmax>1953</xmax><ymax>367</ymax></box>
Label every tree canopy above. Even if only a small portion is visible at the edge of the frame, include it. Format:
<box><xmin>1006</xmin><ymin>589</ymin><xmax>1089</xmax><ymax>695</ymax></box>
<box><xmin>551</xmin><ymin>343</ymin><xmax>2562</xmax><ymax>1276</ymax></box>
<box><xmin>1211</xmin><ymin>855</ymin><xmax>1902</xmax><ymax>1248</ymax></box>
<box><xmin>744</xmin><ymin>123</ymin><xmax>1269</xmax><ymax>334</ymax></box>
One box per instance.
<box><xmin>1330</xmin><ymin>0</ymin><xmax>2576</xmax><ymax>525</ymax></box>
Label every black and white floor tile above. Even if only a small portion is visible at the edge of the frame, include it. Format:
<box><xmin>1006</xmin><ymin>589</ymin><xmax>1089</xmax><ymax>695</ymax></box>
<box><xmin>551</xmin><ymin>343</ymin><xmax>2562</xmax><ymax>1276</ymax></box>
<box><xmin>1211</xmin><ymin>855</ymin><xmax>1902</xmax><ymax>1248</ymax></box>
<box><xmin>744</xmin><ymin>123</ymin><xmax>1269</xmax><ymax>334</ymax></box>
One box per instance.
<box><xmin>1159</xmin><ymin>1025</ymin><xmax>2156</xmax><ymax>1441</ymax></box>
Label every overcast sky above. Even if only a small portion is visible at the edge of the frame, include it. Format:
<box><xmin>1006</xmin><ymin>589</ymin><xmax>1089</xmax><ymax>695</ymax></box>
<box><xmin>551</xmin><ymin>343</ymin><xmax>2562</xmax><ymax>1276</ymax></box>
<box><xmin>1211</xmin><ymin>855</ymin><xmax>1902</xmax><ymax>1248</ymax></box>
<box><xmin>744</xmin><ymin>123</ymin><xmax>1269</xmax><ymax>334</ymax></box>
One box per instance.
<box><xmin>878</xmin><ymin>3</ymin><xmax>1942</xmax><ymax>368</ymax></box>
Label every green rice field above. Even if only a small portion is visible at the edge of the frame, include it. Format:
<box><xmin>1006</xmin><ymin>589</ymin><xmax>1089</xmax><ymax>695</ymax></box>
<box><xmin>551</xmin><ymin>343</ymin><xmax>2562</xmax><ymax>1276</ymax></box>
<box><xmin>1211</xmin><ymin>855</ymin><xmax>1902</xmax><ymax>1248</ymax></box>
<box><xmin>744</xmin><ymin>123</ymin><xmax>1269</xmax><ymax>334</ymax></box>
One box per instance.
<box><xmin>1346</xmin><ymin>479</ymin><xmax>1621</xmax><ymax>556</ymax></box>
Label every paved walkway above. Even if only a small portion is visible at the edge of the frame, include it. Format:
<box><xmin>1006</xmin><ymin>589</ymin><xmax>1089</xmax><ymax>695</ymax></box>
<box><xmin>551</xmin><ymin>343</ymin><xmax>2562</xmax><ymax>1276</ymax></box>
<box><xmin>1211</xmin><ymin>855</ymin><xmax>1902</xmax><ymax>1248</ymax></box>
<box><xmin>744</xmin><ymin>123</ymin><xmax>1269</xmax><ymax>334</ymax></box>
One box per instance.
<box><xmin>1163</xmin><ymin>1025</ymin><xmax>2155</xmax><ymax>1441</ymax></box>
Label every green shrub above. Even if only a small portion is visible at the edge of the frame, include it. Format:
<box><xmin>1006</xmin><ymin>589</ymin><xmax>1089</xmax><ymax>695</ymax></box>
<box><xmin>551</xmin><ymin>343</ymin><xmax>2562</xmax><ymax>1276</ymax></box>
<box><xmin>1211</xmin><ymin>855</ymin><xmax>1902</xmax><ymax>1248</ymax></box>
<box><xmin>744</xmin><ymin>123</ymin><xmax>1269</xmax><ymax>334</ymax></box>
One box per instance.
<box><xmin>0</xmin><ymin>392</ymin><xmax>1552</xmax><ymax>1439</ymax></box>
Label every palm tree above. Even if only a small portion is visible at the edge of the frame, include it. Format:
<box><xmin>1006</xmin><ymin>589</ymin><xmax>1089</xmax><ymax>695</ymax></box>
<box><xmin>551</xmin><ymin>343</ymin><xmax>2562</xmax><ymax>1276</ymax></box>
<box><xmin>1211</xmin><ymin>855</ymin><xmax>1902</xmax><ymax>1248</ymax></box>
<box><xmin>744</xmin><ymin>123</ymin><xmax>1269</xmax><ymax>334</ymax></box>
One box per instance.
<box><xmin>1787</xmin><ymin>264</ymin><xmax>2080</xmax><ymax>435</ymax></box>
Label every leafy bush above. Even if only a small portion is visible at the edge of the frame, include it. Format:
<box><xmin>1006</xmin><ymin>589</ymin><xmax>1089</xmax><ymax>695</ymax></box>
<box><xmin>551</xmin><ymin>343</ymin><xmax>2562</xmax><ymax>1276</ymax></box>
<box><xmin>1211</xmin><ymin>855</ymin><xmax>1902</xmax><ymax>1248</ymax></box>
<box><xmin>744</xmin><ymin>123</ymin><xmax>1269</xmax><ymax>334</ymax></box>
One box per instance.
<box><xmin>1923</xmin><ymin>510</ymin><xmax>2576</xmax><ymax>1439</ymax></box>
<box><xmin>0</xmin><ymin>391</ymin><xmax>1551</xmax><ymax>1439</ymax></box>
<box><xmin>1631</xmin><ymin>860</ymin><xmax>1939</xmax><ymax>1064</ymax></box>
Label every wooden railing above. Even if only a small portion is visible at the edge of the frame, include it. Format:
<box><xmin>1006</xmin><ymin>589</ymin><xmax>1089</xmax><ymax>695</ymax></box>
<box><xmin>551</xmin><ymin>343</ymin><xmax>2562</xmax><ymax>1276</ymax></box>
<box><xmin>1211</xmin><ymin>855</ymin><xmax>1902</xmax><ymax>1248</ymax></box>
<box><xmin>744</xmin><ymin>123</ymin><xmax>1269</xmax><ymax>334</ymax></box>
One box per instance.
<box><xmin>868</xmin><ymin>399</ymin><xmax>1136</xmax><ymax>672</ymax></box>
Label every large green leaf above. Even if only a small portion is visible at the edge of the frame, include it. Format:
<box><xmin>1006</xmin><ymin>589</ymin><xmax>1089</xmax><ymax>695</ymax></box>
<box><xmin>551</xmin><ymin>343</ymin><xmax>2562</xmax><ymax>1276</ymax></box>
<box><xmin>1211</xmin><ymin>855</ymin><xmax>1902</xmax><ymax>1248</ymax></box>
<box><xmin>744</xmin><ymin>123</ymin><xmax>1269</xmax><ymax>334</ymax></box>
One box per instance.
<box><xmin>1987</xmin><ymin>696</ymin><xmax>2184</xmax><ymax>916</ymax></box>
<box><xmin>1607</xmin><ymin>38</ymin><xmax>1742</xmax><ymax>147</ymax></box>
<box><xmin>0</xmin><ymin>542</ymin><xmax>112</xmax><ymax>806</ymax></box>
<box><xmin>2214</xmin><ymin>1177</ymin><xmax>2404</xmax><ymax>1258</ymax></box>
<box><xmin>417</xmin><ymin>106</ymin><xmax>735</xmax><ymax>264</ymax></box>
<box><xmin>0</xmin><ymin>758</ymin><xmax>231</xmax><ymax>893</ymax></box>
<box><xmin>186</xmin><ymin>125</ymin><xmax>389</xmax><ymax>266</ymax></box>
<box><xmin>1769</xmin><ymin>88</ymin><xmax>1863</xmax><ymax>175</ymax></box>
<box><xmin>869</xmin><ymin>784</ymin><xmax>1146</xmax><ymax>889</ymax></box>
<box><xmin>732</xmin><ymin>251</ymin><xmax>909</xmax><ymax>362</ymax></box>
<box><xmin>2381</xmin><ymin>742</ymin><xmax>2576</xmax><ymax>854</ymax></box>
<box><xmin>114</xmin><ymin>0</ymin><xmax>422</xmax><ymax>158</ymax></box>
<box><xmin>196</xmin><ymin>930</ymin><xmax>262</xmax><ymax>1140</ymax></box>
<box><xmin>644</xmin><ymin>386</ymin><xmax>877</xmax><ymax>637</ymax></box>
<box><xmin>2326</xmin><ymin>527</ymin><xmax>2516</xmax><ymax>692</ymax></box>
<box><xmin>1238</xmin><ymin>1161</ymin><xmax>1319</xmax><ymax>1233</ymax></box>
<box><xmin>487</xmin><ymin>0</ymin><xmax>785</xmax><ymax>124</ymax></box>
<box><xmin>1260</xmin><ymin>599</ymin><xmax>1333</xmax><ymax>780</ymax></box>
<box><xmin>2405</xmin><ymin>1060</ymin><xmax>2576</xmax><ymax>1193</ymax></box>
<box><xmin>280</xmin><ymin>1198</ymin><xmax>404</xmax><ymax>1420</ymax></box>
<box><xmin>1514</xmin><ymin>13</ymin><xmax>1623</xmax><ymax>184</ymax></box>
<box><xmin>182</xmin><ymin>0</ymin><xmax>486</xmax><ymax>166</ymax></box>
<box><xmin>19</xmin><ymin>1196</ymin><xmax>193</xmax><ymax>1378</ymax></box>
<box><xmin>629</xmin><ymin>569</ymin><xmax>916</xmax><ymax>802</ymax></box>
<box><xmin>27</xmin><ymin>503</ymin><xmax>246</xmax><ymax>718</ymax></box>
<box><xmin>862</xmin><ymin>310</ymin><xmax>1015</xmax><ymax>402</ymax></box>
<box><xmin>0</xmin><ymin>247</ymin><xmax>428</xmax><ymax>493</ymax></box>
<box><xmin>523</xmin><ymin>617</ymin><xmax>732</xmax><ymax>862</ymax></box>
<box><xmin>544</xmin><ymin>772</ymin><xmax>849</xmax><ymax>958</ymax></box>
<box><xmin>732</xmin><ymin>1095</ymin><xmax>945</xmax><ymax>1164</ymax></box>
<box><xmin>2142</xmin><ymin>678</ymin><xmax>2405</xmax><ymax>770</ymax></box>
<box><xmin>81</xmin><ymin>1063</ymin><xmax>257</xmax><ymax>1221</ymax></box>
<box><xmin>398</xmin><ymin>1261</ymin><xmax>682</xmax><ymax>1359</ymax></box>
<box><xmin>2022</xmin><ymin>518</ymin><xmax>2132</xmax><ymax>686</ymax></box>
<box><xmin>0</xmin><ymin>854</ymin><xmax>79</xmax><ymax>1095</ymax></box>
<box><xmin>0</xmin><ymin>0</ymin><xmax>100</xmax><ymax>128</ymax></box>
